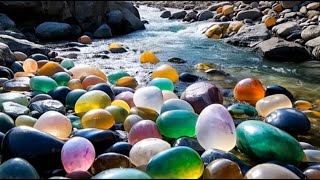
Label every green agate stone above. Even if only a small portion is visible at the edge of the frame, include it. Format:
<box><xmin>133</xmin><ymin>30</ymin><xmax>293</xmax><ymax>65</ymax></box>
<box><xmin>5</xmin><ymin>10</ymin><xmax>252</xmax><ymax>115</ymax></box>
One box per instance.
<box><xmin>108</xmin><ymin>71</ymin><xmax>130</xmax><ymax>84</ymax></box>
<box><xmin>0</xmin><ymin>158</ymin><xmax>39</xmax><ymax>179</ymax></box>
<box><xmin>60</xmin><ymin>59</ymin><xmax>75</xmax><ymax>70</ymax></box>
<box><xmin>149</xmin><ymin>78</ymin><xmax>174</xmax><ymax>91</ymax></box>
<box><xmin>227</xmin><ymin>103</ymin><xmax>258</xmax><ymax>118</ymax></box>
<box><xmin>146</xmin><ymin>146</ymin><xmax>204</xmax><ymax>179</ymax></box>
<box><xmin>236</xmin><ymin>120</ymin><xmax>304</xmax><ymax>164</ymax></box>
<box><xmin>52</xmin><ymin>72</ymin><xmax>71</xmax><ymax>86</ymax></box>
<box><xmin>156</xmin><ymin>110</ymin><xmax>198</xmax><ymax>138</ymax></box>
<box><xmin>65</xmin><ymin>89</ymin><xmax>87</xmax><ymax>109</ymax></box>
<box><xmin>105</xmin><ymin>106</ymin><xmax>128</xmax><ymax>123</ymax></box>
<box><xmin>30</xmin><ymin>76</ymin><xmax>58</xmax><ymax>93</ymax></box>
<box><xmin>92</xmin><ymin>168</ymin><xmax>151</xmax><ymax>179</ymax></box>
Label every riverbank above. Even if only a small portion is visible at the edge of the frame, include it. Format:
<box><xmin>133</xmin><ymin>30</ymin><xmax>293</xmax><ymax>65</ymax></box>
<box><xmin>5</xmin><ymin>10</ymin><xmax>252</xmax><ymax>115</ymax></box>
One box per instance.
<box><xmin>136</xmin><ymin>1</ymin><xmax>320</xmax><ymax>62</ymax></box>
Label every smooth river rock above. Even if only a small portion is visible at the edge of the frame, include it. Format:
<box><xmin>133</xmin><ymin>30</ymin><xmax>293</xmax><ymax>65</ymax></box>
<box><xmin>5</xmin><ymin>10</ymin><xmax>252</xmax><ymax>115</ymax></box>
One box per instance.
<box><xmin>180</xmin><ymin>82</ymin><xmax>223</xmax><ymax>114</ymax></box>
<box><xmin>1</xmin><ymin>126</ymin><xmax>65</xmax><ymax>176</ymax></box>
<box><xmin>265</xmin><ymin>108</ymin><xmax>311</xmax><ymax>133</ymax></box>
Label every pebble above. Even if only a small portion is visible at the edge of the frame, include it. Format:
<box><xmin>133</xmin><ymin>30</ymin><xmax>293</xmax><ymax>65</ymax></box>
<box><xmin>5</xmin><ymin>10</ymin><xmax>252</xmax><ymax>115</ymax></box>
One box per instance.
<box><xmin>2</xmin><ymin>77</ymin><xmax>30</xmax><ymax>92</ymax></box>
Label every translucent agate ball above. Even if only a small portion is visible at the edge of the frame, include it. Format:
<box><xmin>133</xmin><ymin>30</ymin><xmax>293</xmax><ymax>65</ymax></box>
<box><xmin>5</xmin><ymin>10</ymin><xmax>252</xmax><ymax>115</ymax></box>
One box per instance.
<box><xmin>23</xmin><ymin>58</ymin><xmax>38</xmax><ymax>74</ymax></box>
<box><xmin>234</xmin><ymin>78</ymin><xmax>265</xmax><ymax>106</ymax></box>
<box><xmin>133</xmin><ymin>86</ymin><xmax>163</xmax><ymax>113</ymax></box>
<box><xmin>151</xmin><ymin>64</ymin><xmax>179</xmax><ymax>83</ymax></box>
<box><xmin>61</xmin><ymin>137</ymin><xmax>96</xmax><ymax>173</ymax></box>
<box><xmin>81</xmin><ymin>109</ymin><xmax>115</xmax><ymax>130</ymax></box>
<box><xmin>196</xmin><ymin>104</ymin><xmax>236</xmax><ymax>151</ymax></box>
<box><xmin>128</xmin><ymin>120</ymin><xmax>162</xmax><ymax>145</ymax></box>
<box><xmin>129</xmin><ymin>138</ymin><xmax>171</xmax><ymax>167</ymax></box>
<box><xmin>33</xmin><ymin>111</ymin><xmax>72</xmax><ymax>139</ymax></box>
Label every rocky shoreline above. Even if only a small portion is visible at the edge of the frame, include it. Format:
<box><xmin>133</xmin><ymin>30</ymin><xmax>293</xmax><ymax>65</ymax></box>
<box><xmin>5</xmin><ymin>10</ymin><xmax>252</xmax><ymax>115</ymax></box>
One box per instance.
<box><xmin>136</xmin><ymin>1</ymin><xmax>320</xmax><ymax>62</ymax></box>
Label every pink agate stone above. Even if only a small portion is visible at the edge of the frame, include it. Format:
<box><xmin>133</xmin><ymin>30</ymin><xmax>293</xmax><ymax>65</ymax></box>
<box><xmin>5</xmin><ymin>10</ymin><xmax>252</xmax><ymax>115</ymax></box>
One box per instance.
<box><xmin>128</xmin><ymin>120</ymin><xmax>162</xmax><ymax>145</ymax></box>
<box><xmin>114</xmin><ymin>91</ymin><xmax>135</xmax><ymax>108</ymax></box>
<box><xmin>61</xmin><ymin>137</ymin><xmax>96</xmax><ymax>173</ymax></box>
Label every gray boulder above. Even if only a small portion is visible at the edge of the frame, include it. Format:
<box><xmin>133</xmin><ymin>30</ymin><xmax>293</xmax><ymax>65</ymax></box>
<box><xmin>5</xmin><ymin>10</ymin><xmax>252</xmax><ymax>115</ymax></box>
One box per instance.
<box><xmin>301</xmin><ymin>25</ymin><xmax>320</xmax><ymax>41</ymax></box>
<box><xmin>35</xmin><ymin>22</ymin><xmax>72</xmax><ymax>41</ymax></box>
<box><xmin>312</xmin><ymin>45</ymin><xmax>320</xmax><ymax>60</ymax></box>
<box><xmin>169</xmin><ymin>11</ymin><xmax>187</xmax><ymax>20</ymax></box>
<box><xmin>93</xmin><ymin>24</ymin><xmax>112</xmax><ymax>39</ymax></box>
<box><xmin>207</xmin><ymin>2</ymin><xmax>231</xmax><ymax>11</ymax></box>
<box><xmin>0</xmin><ymin>30</ymin><xmax>25</xmax><ymax>39</ymax></box>
<box><xmin>255</xmin><ymin>37</ymin><xmax>310</xmax><ymax>62</ymax></box>
<box><xmin>160</xmin><ymin>11</ymin><xmax>171</xmax><ymax>18</ymax></box>
<box><xmin>225</xmin><ymin>23</ymin><xmax>272</xmax><ymax>47</ymax></box>
<box><xmin>305</xmin><ymin>36</ymin><xmax>320</xmax><ymax>48</ymax></box>
<box><xmin>105</xmin><ymin>3</ymin><xmax>145</xmax><ymax>35</ymax></box>
<box><xmin>280</xmin><ymin>1</ymin><xmax>301</xmax><ymax>9</ymax></box>
<box><xmin>235</xmin><ymin>8</ymin><xmax>262</xmax><ymax>21</ymax></box>
<box><xmin>1</xmin><ymin>102</ymin><xmax>30</xmax><ymax>119</ymax></box>
<box><xmin>0</xmin><ymin>35</ymin><xmax>50</xmax><ymax>56</ymax></box>
<box><xmin>184</xmin><ymin>11</ymin><xmax>198</xmax><ymax>22</ymax></box>
<box><xmin>0</xmin><ymin>42</ymin><xmax>15</xmax><ymax>66</ymax></box>
<box><xmin>0</xmin><ymin>13</ymin><xmax>15</xmax><ymax>30</ymax></box>
<box><xmin>197</xmin><ymin>10</ymin><xmax>214</xmax><ymax>21</ymax></box>
<box><xmin>272</xmin><ymin>21</ymin><xmax>301</xmax><ymax>38</ymax></box>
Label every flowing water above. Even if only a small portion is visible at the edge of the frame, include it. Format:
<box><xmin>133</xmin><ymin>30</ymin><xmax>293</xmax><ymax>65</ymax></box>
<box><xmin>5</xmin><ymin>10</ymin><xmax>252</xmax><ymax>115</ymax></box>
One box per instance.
<box><xmin>48</xmin><ymin>5</ymin><xmax>320</xmax><ymax>150</ymax></box>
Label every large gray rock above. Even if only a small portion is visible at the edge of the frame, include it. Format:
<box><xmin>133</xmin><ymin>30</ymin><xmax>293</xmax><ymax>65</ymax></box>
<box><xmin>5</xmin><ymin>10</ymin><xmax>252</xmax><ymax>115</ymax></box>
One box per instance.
<box><xmin>235</xmin><ymin>8</ymin><xmax>262</xmax><ymax>21</ymax></box>
<box><xmin>255</xmin><ymin>37</ymin><xmax>310</xmax><ymax>62</ymax></box>
<box><xmin>184</xmin><ymin>11</ymin><xmax>197</xmax><ymax>22</ymax></box>
<box><xmin>0</xmin><ymin>35</ymin><xmax>50</xmax><ymax>56</ymax></box>
<box><xmin>225</xmin><ymin>23</ymin><xmax>272</xmax><ymax>47</ymax></box>
<box><xmin>160</xmin><ymin>11</ymin><xmax>171</xmax><ymax>18</ymax></box>
<box><xmin>0</xmin><ymin>30</ymin><xmax>25</xmax><ymax>39</ymax></box>
<box><xmin>0</xmin><ymin>42</ymin><xmax>15</xmax><ymax>66</ymax></box>
<box><xmin>197</xmin><ymin>10</ymin><xmax>214</xmax><ymax>21</ymax></box>
<box><xmin>169</xmin><ymin>11</ymin><xmax>187</xmax><ymax>20</ymax></box>
<box><xmin>312</xmin><ymin>45</ymin><xmax>320</xmax><ymax>60</ymax></box>
<box><xmin>93</xmin><ymin>24</ymin><xmax>112</xmax><ymax>39</ymax></box>
<box><xmin>35</xmin><ymin>22</ymin><xmax>72</xmax><ymax>41</ymax></box>
<box><xmin>0</xmin><ymin>1</ymin><xmax>144</xmax><ymax>35</ymax></box>
<box><xmin>305</xmin><ymin>36</ymin><xmax>320</xmax><ymax>48</ymax></box>
<box><xmin>207</xmin><ymin>2</ymin><xmax>232</xmax><ymax>11</ymax></box>
<box><xmin>104</xmin><ymin>2</ymin><xmax>145</xmax><ymax>35</ymax></box>
<box><xmin>301</xmin><ymin>25</ymin><xmax>320</xmax><ymax>41</ymax></box>
<box><xmin>280</xmin><ymin>1</ymin><xmax>301</xmax><ymax>9</ymax></box>
<box><xmin>272</xmin><ymin>22</ymin><xmax>301</xmax><ymax>38</ymax></box>
<box><xmin>1</xmin><ymin>102</ymin><xmax>30</xmax><ymax>119</ymax></box>
<box><xmin>0</xmin><ymin>13</ymin><xmax>15</xmax><ymax>30</ymax></box>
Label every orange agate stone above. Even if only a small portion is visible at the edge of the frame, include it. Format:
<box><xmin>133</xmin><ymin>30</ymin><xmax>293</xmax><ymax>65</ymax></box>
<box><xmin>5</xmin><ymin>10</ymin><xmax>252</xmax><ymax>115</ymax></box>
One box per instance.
<box><xmin>234</xmin><ymin>78</ymin><xmax>265</xmax><ymax>106</ymax></box>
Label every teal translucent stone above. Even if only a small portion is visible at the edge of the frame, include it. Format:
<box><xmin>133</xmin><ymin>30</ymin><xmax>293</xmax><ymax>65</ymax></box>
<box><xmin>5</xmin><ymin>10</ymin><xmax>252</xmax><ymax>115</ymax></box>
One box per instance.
<box><xmin>146</xmin><ymin>146</ymin><xmax>204</xmax><ymax>179</ymax></box>
<box><xmin>67</xmin><ymin>115</ymin><xmax>82</xmax><ymax>129</ymax></box>
<box><xmin>52</xmin><ymin>72</ymin><xmax>71</xmax><ymax>86</ymax></box>
<box><xmin>156</xmin><ymin>110</ymin><xmax>198</xmax><ymax>138</ymax></box>
<box><xmin>108</xmin><ymin>71</ymin><xmax>130</xmax><ymax>84</ymax></box>
<box><xmin>149</xmin><ymin>78</ymin><xmax>174</xmax><ymax>91</ymax></box>
<box><xmin>91</xmin><ymin>168</ymin><xmax>151</xmax><ymax>179</ymax></box>
<box><xmin>236</xmin><ymin>120</ymin><xmax>304</xmax><ymax>164</ymax></box>
<box><xmin>60</xmin><ymin>59</ymin><xmax>75</xmax><ymax>70</ymax></box>
<box><xmin>65</xmin><ymin>89</ymin><xmax>87</xmax><ymax>109</ymax></box>
<box><xmin>160</xmin><ymin>99</ymin><xmax>194</xmax><ymax>114</ymax></box>
<box><xmin>227</xmin><ymin>103</ymin><xmax>258</xmax><ymax>117</ymax></box>
<box><xmin>30</xmin><ymin>76</ymin><xmax>58</xmax><ymax>93</ymax></box>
